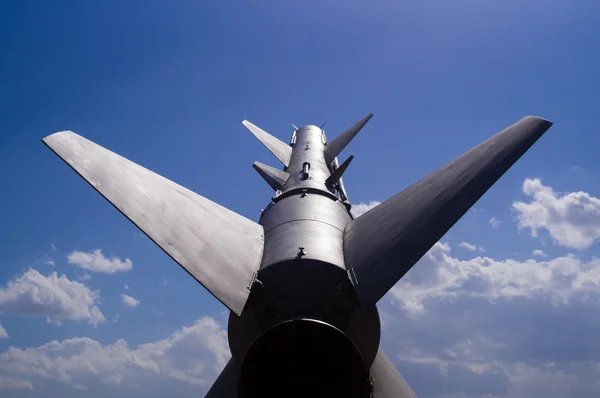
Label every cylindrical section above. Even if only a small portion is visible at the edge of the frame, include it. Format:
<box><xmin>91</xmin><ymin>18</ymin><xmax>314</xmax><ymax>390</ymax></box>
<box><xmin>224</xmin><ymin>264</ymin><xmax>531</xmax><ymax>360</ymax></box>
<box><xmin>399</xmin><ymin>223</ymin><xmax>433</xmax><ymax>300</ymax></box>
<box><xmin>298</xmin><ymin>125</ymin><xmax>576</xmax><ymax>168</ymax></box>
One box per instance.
<box><xmin>283</xmin><ymin>125</ymin><xmax>330</xmax><ymax>192</ymax></box>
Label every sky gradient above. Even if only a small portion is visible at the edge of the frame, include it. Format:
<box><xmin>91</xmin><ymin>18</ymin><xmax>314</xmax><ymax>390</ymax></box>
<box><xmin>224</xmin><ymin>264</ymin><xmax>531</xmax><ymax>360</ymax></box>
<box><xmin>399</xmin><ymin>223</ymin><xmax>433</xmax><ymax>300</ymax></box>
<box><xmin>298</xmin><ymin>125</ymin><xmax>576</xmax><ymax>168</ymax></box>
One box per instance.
<box><xmin>1</xmin><ymin>1</ymin><xmax>600</xmax><ymax>397</ymax></box>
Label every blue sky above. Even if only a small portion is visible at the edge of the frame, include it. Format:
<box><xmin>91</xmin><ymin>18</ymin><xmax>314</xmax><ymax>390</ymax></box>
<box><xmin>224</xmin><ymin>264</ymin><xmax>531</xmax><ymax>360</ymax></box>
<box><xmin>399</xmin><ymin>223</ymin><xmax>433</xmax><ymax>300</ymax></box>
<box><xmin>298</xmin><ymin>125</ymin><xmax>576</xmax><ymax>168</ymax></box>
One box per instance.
<box><xmin>1</xmin><ymin>1</ymin><xmax>600</xmax><ymax>397</ymax></box>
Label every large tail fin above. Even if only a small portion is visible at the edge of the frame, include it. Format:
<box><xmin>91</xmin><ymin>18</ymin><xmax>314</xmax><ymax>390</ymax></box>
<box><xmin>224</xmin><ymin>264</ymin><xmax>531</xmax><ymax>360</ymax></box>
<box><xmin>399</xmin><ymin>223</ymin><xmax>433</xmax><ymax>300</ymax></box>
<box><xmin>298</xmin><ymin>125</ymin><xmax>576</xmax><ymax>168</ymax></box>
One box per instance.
<box><xmin>343</xmin><ymin>116</ymin><xmax>553</xmax><ymax>307</ymax></box>
<box><xmin>43</xmin><ymin>131</ymin><xmax>264</xmax><ymax>315</ymax></box>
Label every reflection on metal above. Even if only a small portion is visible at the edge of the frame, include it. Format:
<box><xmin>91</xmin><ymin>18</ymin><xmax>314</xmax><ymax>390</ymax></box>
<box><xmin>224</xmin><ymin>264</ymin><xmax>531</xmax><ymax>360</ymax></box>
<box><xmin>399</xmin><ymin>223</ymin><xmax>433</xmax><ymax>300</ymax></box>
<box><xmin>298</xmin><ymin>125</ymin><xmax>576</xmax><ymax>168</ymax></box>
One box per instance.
<box><xmin>43</xmin><ymin>113</ymin><xmax>554</xmax><ymax>398</ymax></box>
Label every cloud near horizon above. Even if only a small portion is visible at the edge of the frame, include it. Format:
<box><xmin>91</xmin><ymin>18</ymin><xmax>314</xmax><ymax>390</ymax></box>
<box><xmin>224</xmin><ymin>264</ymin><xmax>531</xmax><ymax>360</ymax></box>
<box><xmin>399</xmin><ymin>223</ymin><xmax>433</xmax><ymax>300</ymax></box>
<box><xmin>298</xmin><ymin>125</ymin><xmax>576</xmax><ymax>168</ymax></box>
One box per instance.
<box><xmin>2</xmin><ymin>178</ymin><xmax>600</xmax><ymax>397</ymax></box>
<box><xmin>0</xmin><ymin>317</ymin><xmax>229</xmax><ymax>396</ymax></box>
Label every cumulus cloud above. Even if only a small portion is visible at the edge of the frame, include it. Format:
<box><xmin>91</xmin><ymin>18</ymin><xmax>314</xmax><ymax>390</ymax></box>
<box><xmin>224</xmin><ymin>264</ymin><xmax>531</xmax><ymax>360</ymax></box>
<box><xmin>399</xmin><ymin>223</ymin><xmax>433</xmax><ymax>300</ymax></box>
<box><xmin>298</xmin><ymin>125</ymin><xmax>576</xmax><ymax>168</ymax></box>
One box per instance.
<box><xmin>380</xmin><ymin>240</ymin><xmax>600</xmax><ymax>397</ymax></box>
<box><xmin>0</xmin><ymin>322</ymin><xmax>7</xmax><ymax>338</ymax></box>
<box><xmin>458</xmin><ymin>241</ymin><xmax>485</xmax><ymax>253</ymax></box>
<box><xmin>391</xmin><ymin>242</ymin><xmax>600</xmax><ymax>315</ymax></box>
<box><xmin>3</xmin><ymin>240</ymin><xmax>600</xmax><ymax>397</ymax></box>
<box><xmin>489</xmin><ymin>217</ymin><xmax>502</xmax><ymax>228</ymax></box>
<box><xmin>0</xmin><ymin>317</ymin><xmax>229</xmax><ymax>394</ymax></box>
<box><xmin>121</xmin><ymin>294</ymin><xmax>140</xmax><ymax>308</ymax></box>
<box><xmin>533</xmin><ymin>249</ymin><xmax>547</xmax><ymax>257</ymax></box>
<box><xmin>513</xmin><ymin>178</ymin><xmax>600</xmax><ymax>250</ymax></box>
<box><xmin>459</xmin><ymin>241</ymin><xmax>477</xmax><ymax>251</ymax></box>
<box><xmin>350</xmin><ymin>201</ymin><xmax>381</xmax><ymax>218</ymax></box>
<box><xmin>67</xmin><ymin>249</ymin><xmax>133</xmax><ymax>273</ymax></box>
<box><xmin>0</xmin><ymin>269</ymin><xmax>105</xmax><ymax>326</ymax></box>
<box><xmin>124</xmin><ymin>284</ymin><xmax>129</xmax><ymax>290</ymax></box>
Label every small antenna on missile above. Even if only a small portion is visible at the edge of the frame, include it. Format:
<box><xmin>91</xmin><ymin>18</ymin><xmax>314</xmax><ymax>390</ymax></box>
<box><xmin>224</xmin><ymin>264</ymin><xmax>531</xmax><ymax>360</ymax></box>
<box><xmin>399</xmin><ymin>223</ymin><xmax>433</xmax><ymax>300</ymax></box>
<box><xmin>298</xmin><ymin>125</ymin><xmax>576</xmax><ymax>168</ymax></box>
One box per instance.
<box><xmin>292</xmin><ymin>124</ymin><xmax>298</xmax><ymax>130</ymax></box>
<box><xmin>319</xmin><ymin>122</ymin><xmax>326</xmax><ymax>129</ymax></box>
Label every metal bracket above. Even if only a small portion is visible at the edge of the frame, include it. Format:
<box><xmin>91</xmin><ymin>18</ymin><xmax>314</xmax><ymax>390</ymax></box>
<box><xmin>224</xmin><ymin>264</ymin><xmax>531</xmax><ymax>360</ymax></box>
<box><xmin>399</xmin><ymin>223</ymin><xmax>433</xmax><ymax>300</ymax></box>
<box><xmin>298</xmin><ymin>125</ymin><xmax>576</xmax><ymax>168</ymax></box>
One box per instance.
<box><xmin>246</xmin><ymin>270</ymin><xmax>259</xmax><ymax>291</ymax></box>
<box><xmin>347</xmin><ymin>267</ymin><xmax>359</xmax><ymax>287</ymax></box>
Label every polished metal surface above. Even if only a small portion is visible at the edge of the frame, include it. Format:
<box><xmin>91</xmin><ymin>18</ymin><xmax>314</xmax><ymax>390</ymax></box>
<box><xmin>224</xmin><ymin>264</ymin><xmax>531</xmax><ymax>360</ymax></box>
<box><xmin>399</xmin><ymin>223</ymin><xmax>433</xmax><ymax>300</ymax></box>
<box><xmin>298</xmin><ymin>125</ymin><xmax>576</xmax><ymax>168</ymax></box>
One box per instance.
<box><xmin>370</xmin><ymin>349</ymin><xmax>418</xmax><ymax>398</ymax></box>
<box><xmin>258</xmin><ymin>186</ymin><xmax>351</xmax><ymax>302</ymax></box>
<box><xmin>344</xmin><ymin>116</ymin><xmax>553</xmax><ymax>308</ymax></box>
<box><xmin>281</xmin><ymin>125</ymin><xmax>336</xmax><ymax>193</ymax></box>
<box><xmin>42</xmin><ymin>131</ymin><xmax>265</xmax><ymax>316</ymax></box>
<box><xmin>242</xmin><ymin>120</ymin><xmax>292</xmax><ymax>167</ymax></box>
<box><xmin>259</xmin><ymin>192</ymin><xmax>350</xmax><ymax>234</ymax></box>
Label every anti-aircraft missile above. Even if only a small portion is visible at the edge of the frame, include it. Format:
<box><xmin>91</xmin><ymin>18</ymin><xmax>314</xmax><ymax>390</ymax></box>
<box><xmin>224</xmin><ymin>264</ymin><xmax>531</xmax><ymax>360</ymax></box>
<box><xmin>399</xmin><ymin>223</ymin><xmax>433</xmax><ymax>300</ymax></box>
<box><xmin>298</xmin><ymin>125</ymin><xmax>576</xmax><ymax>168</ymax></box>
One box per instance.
<box><xmin>42</xmin><ymin>114</ymin><xmax>553</xmax><ymax>398</ymax></box>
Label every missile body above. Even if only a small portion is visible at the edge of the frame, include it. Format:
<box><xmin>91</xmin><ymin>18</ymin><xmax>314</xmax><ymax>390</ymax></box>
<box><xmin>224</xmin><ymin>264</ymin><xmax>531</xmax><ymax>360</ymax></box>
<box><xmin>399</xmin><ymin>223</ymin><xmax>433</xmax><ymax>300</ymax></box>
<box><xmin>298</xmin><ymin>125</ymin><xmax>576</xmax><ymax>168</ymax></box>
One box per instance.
<box><xmin>43</xmin><ymin>114</ymin><xmax>553</xmax><ymax>398</ymax></box>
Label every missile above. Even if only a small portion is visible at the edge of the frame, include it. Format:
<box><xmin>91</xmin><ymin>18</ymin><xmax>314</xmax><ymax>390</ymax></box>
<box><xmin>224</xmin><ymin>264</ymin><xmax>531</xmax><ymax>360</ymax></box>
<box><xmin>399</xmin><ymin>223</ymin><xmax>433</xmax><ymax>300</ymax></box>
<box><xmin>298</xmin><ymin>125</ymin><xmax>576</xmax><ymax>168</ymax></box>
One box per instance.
<box><xmin>42</xmin><ymin>114</ymin><xmax>553</xmax><ymax>398</ymax></box>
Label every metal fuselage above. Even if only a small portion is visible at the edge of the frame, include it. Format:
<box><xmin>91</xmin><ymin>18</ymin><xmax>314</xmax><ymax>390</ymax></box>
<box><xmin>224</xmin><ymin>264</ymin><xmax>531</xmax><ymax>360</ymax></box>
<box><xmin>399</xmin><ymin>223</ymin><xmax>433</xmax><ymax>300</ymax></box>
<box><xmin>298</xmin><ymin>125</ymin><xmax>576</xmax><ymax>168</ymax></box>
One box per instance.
<box><xmin>228</xmin><ymin>125</ymin><xmax>380</xmax><ymax>396</ymax></box>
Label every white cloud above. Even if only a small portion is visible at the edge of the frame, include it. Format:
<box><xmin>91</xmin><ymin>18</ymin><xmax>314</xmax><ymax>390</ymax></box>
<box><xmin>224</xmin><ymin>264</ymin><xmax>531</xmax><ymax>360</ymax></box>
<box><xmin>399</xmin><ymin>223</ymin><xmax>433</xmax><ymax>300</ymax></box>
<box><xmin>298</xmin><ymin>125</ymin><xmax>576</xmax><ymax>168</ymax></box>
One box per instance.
<box><xmin>124</xmin><ymin>284</ymin><xmax>129</xmax><ymax>290</ymax></box>
<box><xmin>379</xmin><ymin>238</ymin><xmax>600</xmax><ymax>398</ymax></box>
<box><xmin>0</xmin><ymin>376</ymin><xmax>33</xmax><ymax>391</ymax></box>
<box><xmin>67</xmin><ymin>249</ymin><xmax>133</xmax><ymax>273</ymax></box>
<box><xmin>533</xmin><ymin>249</ymin><xmax>547</xmax><ymax>257</ymax></box>
<box><xmin>51</xmin><ymin>244</ymin><xmax>57</xmax><ymax>251</ymax></box>
<box><xmin>459</xmin><ymin>241</ymin><xmax>477</xmax><ymax>251</ymax></box>
<box><xmin>350</xmin><ymin>201</ymin><xmax>381</xmax><ymax>218</ymax></box>
<box><xmin>391</xmin><ymin>242</ymin><xmax>600</xmax><ymax>315</ymax></box>
<box><xmin>489</xmin><ymin>217</ymin><xmax>502</xmax><ymax>228</ymax></box>
<box><xmin>458</xmin><ymin>241</ymin><xmax>485</xmax><ymax>253</ymax></box>
<box><xmin>46</xmin><ymin>317</ymin><xmax>63</xmax><ymax>326</ymax></box>
<box><xmin>121</xmin><ymin>294</ymin><xmax>140</xmax><ymax>308</ymax></box>
<box><xmin>4</xmin><ymin>240</ymin><xmax>600</xmax><ymax>397</ymax></box>
<box><xmin>513</xmin><ymin>178</ymin><xmax>600</xmax><ymax>250</ymax></box>
<box><xmin>0</xmin><ymin>317</ymin><xmax>229</xmax><ymax>393</ymax></box>
<box><xmin>0</xmin><ymin>322</ymin><xmax>7</xmax><ymax>338</ymax></box>
<box><xmin>35</xmin><ymin>255</ymin><xmax>55</xmax><ymax>266</ymax></box>
<box><xmin>0</xmin><ymin>268</ymin><xmax>105</xmax><ymax>326</ymax></box>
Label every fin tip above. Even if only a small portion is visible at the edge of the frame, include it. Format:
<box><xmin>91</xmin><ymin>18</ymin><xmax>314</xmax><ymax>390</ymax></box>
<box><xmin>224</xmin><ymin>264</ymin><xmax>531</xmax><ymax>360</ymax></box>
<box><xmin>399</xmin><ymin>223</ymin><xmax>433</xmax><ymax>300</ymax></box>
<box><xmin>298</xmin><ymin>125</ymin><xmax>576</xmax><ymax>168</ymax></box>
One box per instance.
<box><xmin>526</xmin><ymin>115</ymin><xmax>553</xmax><ymax>126</ymax></box>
